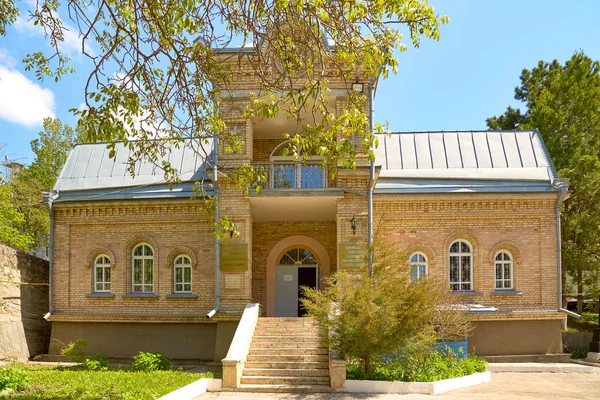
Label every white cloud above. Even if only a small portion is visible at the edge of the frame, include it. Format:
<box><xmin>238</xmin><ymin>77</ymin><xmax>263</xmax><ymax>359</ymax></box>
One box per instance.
<box><xmin>0</xmin><ymin>65</ymin><xmax>55</xmax><ymax>127</ymax></box>
<box><xmin>0</xmin><ymin>49</ymin><xmax>17</xmax><ymax>68</ymax></box>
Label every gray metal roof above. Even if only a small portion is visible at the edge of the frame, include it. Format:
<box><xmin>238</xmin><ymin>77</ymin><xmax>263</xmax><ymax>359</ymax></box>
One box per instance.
<box><xmin>373</xmin><ymin>130</ymin><xmax>559</xmax><ymax>193</ymax></box>
<box><xmin>54</xmin><ymin>138</ymin><xmax>214</xmax><ymax>200</ymax></box>
<box><xmin>374</xmin><ymin>130</ymin><xmax>557</xmax><ymax>180</ymax></box>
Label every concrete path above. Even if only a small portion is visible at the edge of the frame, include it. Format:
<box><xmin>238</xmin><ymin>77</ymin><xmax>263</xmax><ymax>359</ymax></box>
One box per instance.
<box><xmin>201</xmin><ymin>373</ymin><xmax>600</xmax><ymax>400</ymax></box>
<box><xmin>487</xmin><ymin>362</ymin><xmax>600</xmax><ymax>374</ymax></box>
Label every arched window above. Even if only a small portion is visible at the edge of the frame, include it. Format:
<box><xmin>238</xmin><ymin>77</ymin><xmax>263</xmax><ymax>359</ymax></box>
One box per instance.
<box><xmin>449</xmin><ymin>240</ymin><xmax>473</xmax><ymax>291</ymax></box>
<box><xmin>174</xmin><ymin>255</ymin><xmax>192</xmax><ymax>293</ymax></box>
<box><xmin>495</xmin><ymin>251</ymin><xmax>513</xmax><ymax>290</ymax></box>
<box><xmin>94</xmin><ymin>255</ymin><xmax>111</xmax><ymax>292</ymax></box>
<box><xmin>278</xmin><ymin>248</ymin><xmax>318</xmax><ymax>265</ymax></box>
<box><xmin>409</xmin><ymin>252</ymin><xmax>427</xmax><ymax>281</ymax></box>
<box><xmin>133</xmin><ymin>244</ymin><xmax>154</xmax><ymax>293</ymax></box>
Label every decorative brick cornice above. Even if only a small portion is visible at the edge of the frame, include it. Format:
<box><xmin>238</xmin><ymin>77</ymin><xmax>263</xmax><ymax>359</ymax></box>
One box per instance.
<box><xmin>375</xmin><ymin>198</ymin><xmax>555</xmax><ymax>214</ymax></box>
<box><xmin>54</xmin><ymin>204</ymin><xmax>210</xmax><ymax>220</ymax></box>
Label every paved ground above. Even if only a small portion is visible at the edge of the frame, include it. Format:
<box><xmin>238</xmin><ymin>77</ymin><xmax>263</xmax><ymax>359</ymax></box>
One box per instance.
<box><xmin>203</xmin><ymin>373</ymin><xmax>600</xmax><ymax>400</ymax></box>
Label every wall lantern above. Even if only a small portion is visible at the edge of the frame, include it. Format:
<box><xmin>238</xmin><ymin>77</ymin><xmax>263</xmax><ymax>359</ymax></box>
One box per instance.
<box><xmin>350</xmin><ymin>217</ymin><xmax>357</xmax><ymax>235</ymax></box>
<box><xmin>351</xmin><ymin>81</ymin><xmax>364</xmax><ymax>93</ymax></box>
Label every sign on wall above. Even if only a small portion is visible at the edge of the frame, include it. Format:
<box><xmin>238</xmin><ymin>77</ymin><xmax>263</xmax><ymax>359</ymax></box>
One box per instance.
<box><xmin>339</xmin><ymin>242</ymin><xmax>367</xmax><ymax>270</ymax></box>
<box><xmin>220</xmin><ymin>243</ymin><xmax>249</xmax><ymax>271</ymax></box>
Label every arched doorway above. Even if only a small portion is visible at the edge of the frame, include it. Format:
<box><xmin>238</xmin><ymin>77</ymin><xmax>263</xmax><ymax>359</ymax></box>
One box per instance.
<box><xmin>275</xmin><ymin>247</ymin><xmax>319</xmax><ymax>317</ymax></box>
<box><xmin>266</xmin><ymin>235</ymin><xmax>330</xmax><ymax>317</ymax></box>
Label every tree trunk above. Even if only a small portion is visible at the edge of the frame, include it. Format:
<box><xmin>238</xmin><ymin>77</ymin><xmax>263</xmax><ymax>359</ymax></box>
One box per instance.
<box><xmin>363</xmin><ymin>354</ymin><xmax>372</xmax><ymax>374</ymax></box>
<box><xmin>577</xmin><ymin>269</ymin><xmax>583</xmax><ymax>314</ymax></box>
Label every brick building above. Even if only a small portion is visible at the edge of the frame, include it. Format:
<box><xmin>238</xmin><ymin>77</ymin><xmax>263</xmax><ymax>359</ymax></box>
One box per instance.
<box><xmin>44</xmin><ymin>46</ymin><xmax>571</xmax><ymax>362</ymax></box>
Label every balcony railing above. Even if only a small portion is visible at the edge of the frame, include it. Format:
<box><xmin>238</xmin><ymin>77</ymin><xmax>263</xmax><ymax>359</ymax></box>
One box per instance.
<box><xmin>253</xmin><ymin>162</ymin><xmax>331</xmax><ymax>189</ymax></box>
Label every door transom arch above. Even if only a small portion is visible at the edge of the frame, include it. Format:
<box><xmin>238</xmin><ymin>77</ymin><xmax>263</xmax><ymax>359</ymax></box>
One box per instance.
<box><xmin>266</xmin><ymin>236</ymin><xmax>330</xmax><ymax>316</ymax></box>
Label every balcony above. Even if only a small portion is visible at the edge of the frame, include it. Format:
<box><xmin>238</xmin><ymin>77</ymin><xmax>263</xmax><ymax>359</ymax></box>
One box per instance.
<box><xmin>249</xmin><ymin>162</ymin><xmax>342</xmax><ymax>222</ymax></box>
<box><xmin>253</xmin><ymin>162</ymin><xmax>332</xmax><ymax>189</ymax></box>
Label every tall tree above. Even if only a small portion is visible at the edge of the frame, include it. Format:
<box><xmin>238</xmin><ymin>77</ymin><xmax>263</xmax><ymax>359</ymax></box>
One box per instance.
<box><xmin>28</xmin><ymin>117</ymin><xmax>79</xmax><ymax>190</ymax></box>
<box><xmin>487</xmin><ymin>52</ymin><xmax>600</xmax><ymax>312</ymax></box>
<box><xmin>1</xmin><ymin>0</ymin><xmax>448</xmax><ymax>188</ymax></box>
<box><xmin>0</xmin><ymin>184</ymin><xmax>34</xmax><ymax>252</ymax></box>
<box><xmin>6</xmin><ymin>118</ymin><xmax>78</xmax><ymax>251</ymax></box>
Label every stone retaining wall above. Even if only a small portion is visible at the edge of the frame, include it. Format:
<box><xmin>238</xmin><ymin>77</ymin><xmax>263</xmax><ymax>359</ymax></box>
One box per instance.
<box><xmin>0</xmin><ymin>243</ymin><xmax>50</xmax><ymax>361</ymax></box>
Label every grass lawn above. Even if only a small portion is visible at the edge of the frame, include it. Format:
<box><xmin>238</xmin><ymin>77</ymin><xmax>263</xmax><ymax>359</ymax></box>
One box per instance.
<box><xmin>5</xmin><ymin>365</ymin><xmax>215</xmax><ymax>400</ymax></box>
<box><xmin>566</xmin><ymin>313</ymin><xmax>599</xmax><ymax>333</ymax></box>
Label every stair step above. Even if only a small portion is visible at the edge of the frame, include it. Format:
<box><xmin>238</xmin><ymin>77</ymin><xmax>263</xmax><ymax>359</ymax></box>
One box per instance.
<box><xmin>254</xmin><ymin>330</ymin><xmax>320</xmax><ymax>336</ymax></box>
<box><xmin>232</xmin><ymin>384</ymin><xmax>334</xmax><ymax>393</ymax></box>
<box><xmin>251</xmin><ymin>341</ymin><xmax>323</xmax><ymax>349</ymax></box>
<box><xmin>246</xmin><ymin>354</ymin><xmax>329</xmax><ymax>362</ymax></box>
<box><xmin>240</xmin><ymin>376</ymin><xmax>330</xmax><ymax>385</ymax></box>
<box><xmin>258</xmin><ymin>317</ymin><xmax>317</xmax><ymax>323</ymax></box>
<box><xmin>244</xmin><ymin>361</ymin><xmax>329</xmax><ymax>369</ymax></box>
<box><xmin>252</xmin><ymin>335</ymin><xmax>321</xmax><ymax>342</ymax></box>
<box><xmin>249</xmin><ymin>347</ymin><xmax>328</xmax><ymax>355</ymax></box>
<box><xmin>243</xmin><ymin>368</ymin><xmax>329</xmax><ymax>377</ymax></box>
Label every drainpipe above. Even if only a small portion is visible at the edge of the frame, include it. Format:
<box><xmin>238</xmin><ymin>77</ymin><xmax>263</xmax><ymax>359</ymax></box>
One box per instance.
<box><xmin>42</xmin><ymin>190</ymin><xmax>58</xmax><ymax>320</ymax></box>
<box><xmin>367</xmin><ymin>77</ymin><xmax>377</xmax><ymax>276</ymax></box>
<box><xmin>554</xmin><ymin>178</ymin><xmax>580</xmax><ymax>319</ymax></box>
<box><xmin>207</xmin><ymin>136</ymin><xmax>221</xmax><ymax>319</ymax></box>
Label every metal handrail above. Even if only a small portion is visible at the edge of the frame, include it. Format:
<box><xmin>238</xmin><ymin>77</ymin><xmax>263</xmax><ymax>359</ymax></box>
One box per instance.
<box><xmin>253</xmin><ymin>162</ymin><xmax>330</xmax><ymax>189</ymax></box>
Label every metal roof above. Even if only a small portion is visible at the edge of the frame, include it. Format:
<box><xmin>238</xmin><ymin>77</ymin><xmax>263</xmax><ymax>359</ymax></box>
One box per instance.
<box><xmin>374</xmin><ymin>130</ymin><xmax>556</xmax><ymax>180</ymax></box>
<box><xmin>373</xmin><ymin>130</ymin><xmax>559</xmax><ymax>193</ymax></box>
<box><xmin>54</xmin><ymin>138</ymin><xmax>214</xmax><ymax>201</ymax></box>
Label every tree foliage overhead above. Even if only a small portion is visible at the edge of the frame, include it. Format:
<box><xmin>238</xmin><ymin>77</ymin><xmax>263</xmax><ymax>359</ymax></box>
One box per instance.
<box><xmin>487</xmin><ymin>52</ymin><xmax>600</xmax><ymax>301</ymax></box>
<box><xmin>2</xmin><ymin>0</ymin><xmax>448</xmax><ymax>184</ymax></box>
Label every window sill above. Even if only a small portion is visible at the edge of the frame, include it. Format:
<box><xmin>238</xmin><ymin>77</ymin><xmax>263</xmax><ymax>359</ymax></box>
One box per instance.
<box><xmin>122</xmin><ymin>293</ymin><xmax>158</xmax><ymax>299</ymax></box>
<box><xmin>166</xmin><ymin>293</ymin><xmax>198</xmax><ymax>300</ymax></box>
<box><xmin>450</xmin><ymin>291</ymin><xmax>483</xmax><ymax>296</ymax></box>
<box><xmin>490</xmin><ymin>290</ymin><xmax>522</xmax><ymax>296</ymax></box>
<box><xmin>86</xmin><ymin>292</ymin><xmax>115</xmax><ymax>298</ymax></box>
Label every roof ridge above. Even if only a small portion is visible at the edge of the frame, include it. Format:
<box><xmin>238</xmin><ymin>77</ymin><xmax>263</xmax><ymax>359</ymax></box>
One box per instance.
<box><xmin>70</xmin><ymin>136</ymin><xmax>215</xmax><ymax>148</ymax></box>
<box><xmin>383</xmin><ymin>130</ymin><xmax>534</xmax><ymax>135</ymax></box>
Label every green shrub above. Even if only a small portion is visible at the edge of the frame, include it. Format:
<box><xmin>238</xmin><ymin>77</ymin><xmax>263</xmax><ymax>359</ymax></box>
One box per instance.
<box><xmin>581</xmin><ymin>313</ymin><xmax>599</xmax><ymax>323</ymax></box>
<box><xmin>83</xmin><ymin>353</ymin><xmax>109</xmax><ymax>371</ymax></box>
<box><xmin>346</xmin><ymin>349</ymin><xmax>487</xmax><ymax>382</ymax></box>
<box><xmin>61</xmin><ymin>339</ymin><xmax>88</xmax><ymax>363</ymax></box>
<box><xmin>132</xmin><ymin>351</ymin><xmax>171</xmax><ymax>371</ymax></box>
<box><xmin>570</xmin><ymin>348</ymin><xmax>588</xmax><ymax>359</ymax></box>
<box><xmin>0</xmin><ymin>367</ymin><xmax>28</xmax><ymax>396</ymax></box>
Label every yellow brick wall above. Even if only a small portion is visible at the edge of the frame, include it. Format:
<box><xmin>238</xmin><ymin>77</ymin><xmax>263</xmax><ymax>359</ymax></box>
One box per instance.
<box><xmin>51</xmin><ymin>199</ymin><xmax>221</xmax><ymax>317</ymax></box>
<box><xmin>373</xmin><ymin>193</ymin><xmax>559</xmax><ymax>312</ymax></box>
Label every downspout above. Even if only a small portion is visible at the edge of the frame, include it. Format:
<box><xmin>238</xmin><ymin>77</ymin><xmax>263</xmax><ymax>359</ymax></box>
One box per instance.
<box><xmin>367</xmin><ymin>79</ymin><xmax>375</xmax><ymax>276</ymax></box>
<box><xmin>42</xmin><ymin>190</ymin><xmax>58</xmax><ymax>320</ymax></box>
<box><xmin>207</xmin><ymin>136</ymin><xmax>221</xmax><ymax>318</ymax></box>
<box><xmin>554</xmin><ymin>178</ymin><xmax>580</xmax><ymax>319</ymax></box>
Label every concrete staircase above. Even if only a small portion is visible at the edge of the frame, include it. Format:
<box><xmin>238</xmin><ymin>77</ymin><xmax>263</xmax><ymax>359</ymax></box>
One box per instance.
<box><xmin>235</xmin><ymin>317</ymin><xmax>333</xmax><ymax>393</ymax></box>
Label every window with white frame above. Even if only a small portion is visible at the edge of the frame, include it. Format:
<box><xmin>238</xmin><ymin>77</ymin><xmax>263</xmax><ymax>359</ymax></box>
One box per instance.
<box><xmin>94</xmin><ymin>255</ymin><xmax>111</xmax><ymax>292</ymax></box>
<box><xmin>174</xmin><ymin>255</ymin><xmax>192</xmax><ymax>293</ymax></box>
<box><xmin>409</xmin><ymin>252</ymin><xmax>427</xmax><ymax>281</ymax></box>
<box><xmin>494</xmin><ymin>251</ymin><xmax>513</xmax><ymax>290</ymax></box>
<box><xmin>449</xmin><ymin>240</ymin><xmax>473</xmax><ymax>291</ymax></box>
<box><xmin>132</xmin><ymin>244</ymin><xmax>154</xmax><ymax>292</ymax></box>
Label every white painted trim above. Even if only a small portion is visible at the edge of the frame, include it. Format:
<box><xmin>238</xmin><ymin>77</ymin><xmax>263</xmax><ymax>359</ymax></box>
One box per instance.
<box><xmin>158</xmin><ymin>378</ymin><xmax>222</xmax><ymax>400</ymax></box>
<box><xmin>343</xmin><ymin>371</ymin><xmax>491</xmax><ymax>395</ymax></box>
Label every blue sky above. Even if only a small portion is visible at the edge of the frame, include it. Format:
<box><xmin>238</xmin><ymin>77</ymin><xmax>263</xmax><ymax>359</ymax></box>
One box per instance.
<box><xmin>1</xmin><ymin>0</ymin><xmax>599</xmax><ymax>165</ymax></box>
